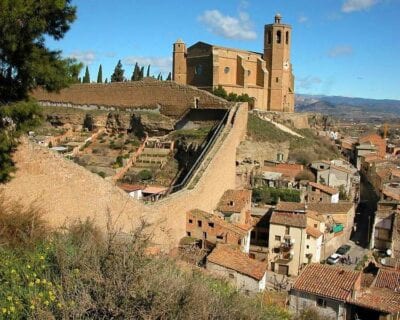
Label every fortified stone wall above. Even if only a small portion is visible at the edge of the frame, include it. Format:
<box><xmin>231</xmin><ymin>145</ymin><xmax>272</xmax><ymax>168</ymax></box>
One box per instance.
<box><xmin>31</xmin><ymin>79</ymin><xmax>230</xmax><ymax>117</ymax></box>
<box><xmin>1</xmin><ymin>103</ymin><xmax>248</xmax><ymax>250</ymax></box>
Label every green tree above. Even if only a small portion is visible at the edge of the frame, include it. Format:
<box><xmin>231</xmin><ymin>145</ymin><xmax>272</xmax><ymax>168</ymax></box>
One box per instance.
<box><xmin>139</xmin><ymin>66</ymin><xmax>144</xmax><ymax>80</ymax></box>
<box><xmin>97</xmin><ymin>64</ymin><xmax>103</xmax><ymax>83</ymax></box>
<box><xmin>104</xmin><ymin>78</ymin><xmax>108</xmax><ymax>83</ymax></box>
<box><xmin>131</xmin><ymin>62</ymin><xmax>140</xmax><ymax>81</ymax></box>
<box><xmin>0</xmin><ymin>0</ymin><xmax>81</xmax><ymax>101</ymax></box>
<box><xmin>111</xmin><ymin>60</ymin><xmax>124</xmax><ymax>82</ymax></box>
<box><xmin>146</xmin><ymin>65</ymin><xmax>151</xmax><ymax>77</ymax></box>
<box><xmin>157</xmin><ymin>73</ymin><xmax>163</xmax><ymax>81</ymax></box>
<box><xmin>82</xmin><ymin>66</ymin><xmax>90</xmax><ymax>83</ymax></box>
<box><xmin>212</xmin><ymin>85</ymin><xmax>228</xmax><ymax>99</ymax></box>
<box><xmin>166</xmin><ymin>72</ymin><xmax>172</xmax><ymax>81</ymax></box>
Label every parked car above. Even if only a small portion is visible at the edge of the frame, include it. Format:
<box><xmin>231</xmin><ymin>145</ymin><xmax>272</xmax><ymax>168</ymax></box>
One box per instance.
<box><xmin>326</xmin><ymin>253</ymin><xmax>341</xmax><ymax>265</ymax></box>
<box><xmin>336</xmin><ymin>245</ymin><xmax>351</xmax><ymax>256</ymax></box>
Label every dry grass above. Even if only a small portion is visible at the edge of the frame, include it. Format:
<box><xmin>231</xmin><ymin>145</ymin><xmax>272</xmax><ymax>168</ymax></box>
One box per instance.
<box><xmin>0</xmin><ymin>191</ymin><xmax>49</xmax><ymax>247</ymax></box>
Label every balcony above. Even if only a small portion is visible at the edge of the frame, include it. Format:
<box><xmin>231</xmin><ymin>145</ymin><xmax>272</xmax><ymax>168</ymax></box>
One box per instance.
<box><xmin>274</xmin><ymin>251</ymin><xmax>293</xmax><ymax>262</ymax></box>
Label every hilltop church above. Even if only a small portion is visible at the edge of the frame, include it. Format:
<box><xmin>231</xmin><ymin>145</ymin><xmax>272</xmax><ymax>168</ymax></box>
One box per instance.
<box><xmin>172</xmin><ymin>14</ymin><xmax>295</xmax><ymax>112</ymax></box>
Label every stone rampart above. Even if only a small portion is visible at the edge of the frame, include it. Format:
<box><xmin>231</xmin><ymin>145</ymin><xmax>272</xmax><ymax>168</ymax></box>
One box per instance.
<box><xmin>1</xmin><ymin>103</ymin><xmax>248</xmax><ymax>250</ymax></box>
<box><xmin>31</xmin><ymin>79</ymin><xmax>230</xmax><ymax>117</ymax></box>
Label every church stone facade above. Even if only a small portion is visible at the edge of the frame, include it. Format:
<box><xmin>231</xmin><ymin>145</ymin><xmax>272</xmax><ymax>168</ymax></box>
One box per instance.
<box><xmin>172</xmin><ymin>14</ymin><xmax>295</xmax><ymax>112</ymax></box>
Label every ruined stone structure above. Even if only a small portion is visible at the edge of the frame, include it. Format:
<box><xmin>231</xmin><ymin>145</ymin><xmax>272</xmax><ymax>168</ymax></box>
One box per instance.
<box><xmin>172</xmin><ymin>14</ymin><xmax>295</xmax><ymax>112</ymax></box>
<box><xmin>32</xmin><ymin>78</ymin><xmax>230</xmax><ymax>118</ymax></box>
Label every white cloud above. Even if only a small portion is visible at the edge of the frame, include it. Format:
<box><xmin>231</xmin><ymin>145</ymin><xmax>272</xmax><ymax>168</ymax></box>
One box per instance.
<box><xmin>342</xmin><ymin>0</ymin><xmax>379</xmax><ymax>13</ymax></box>
<box><xmin>328</xmin><ymin>45</ymin><xmax>353</xmax><ymax>57</ymax></box>
<box><xmin>296</xmin><ymin>76</ymin><xmax>322</xmax><ymax>90</ymax></box>
<box><xmin>122</xmin><ymin>56</ymin><xmax>172</xmax><ymax>73</ymax></box>
<box><xmin>198</xmin><ymin>10</ymin><xmax>257</xmax><ymax>40</ymax></box>
<box><xmin>68</xmin><ymin>50</ymin><xmax>96</xmax><ymax>65</ymax></box>
<box><xmin>298</xmin><ymin>15</ymin><xmax>308</xmax><ymax>23</ymax></box>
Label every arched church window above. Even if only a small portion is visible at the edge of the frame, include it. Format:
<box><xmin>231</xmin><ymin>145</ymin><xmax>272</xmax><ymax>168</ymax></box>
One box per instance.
<box><xmin>268</xmin><ymin>30</ymin><xmax>272</xmax><ymax>44</ymax></box>
<box><xmin>286</xmin><ymin>31</ymin><xmax>289</xmax><ymax>45</ymax></box>
<box><xmin>224</xmin><ymin>67</ymin><xmax>230</xmax><ymax>74</ymax></box>
<box><xmin>276</xmin><ymin>31</ymin><xmax>281</xmax><ymax>44</ymax></box>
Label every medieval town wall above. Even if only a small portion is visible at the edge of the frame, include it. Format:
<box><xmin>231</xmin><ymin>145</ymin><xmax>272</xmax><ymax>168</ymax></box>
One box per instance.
<box><xmin>31</xmin><ymin>79</ymin><xmax>230</xmax><ymax>117</ymax></box>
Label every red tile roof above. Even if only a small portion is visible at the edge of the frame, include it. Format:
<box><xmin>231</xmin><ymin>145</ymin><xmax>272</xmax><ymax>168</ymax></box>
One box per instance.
<box><xmin>359</xmin><ymin>133</ymin><xmax>386</xmax><ymax>158</ymax></box>
<box><xmin>293</xmin><ymin>264</ymin><xmax>360</xmax><ymax>301</ymax></box>
<box><xmin>275</xmin><ymin>202</ymin><xmax>306</xmax><ymax>212</ymax></box>
<box><xmin>308</xmin><ymin>181</ymin><xmax>339</xmax><ymax>195</ymax></box>
<box><xmin>276</xmin><ymin>202</ymin><xmax>354</xmax><ymax>214</ymax></box>
<box><xmin>262</xmin><ymin>163</ymin><xmax>304</xmax><ymax>180</ymax></box>
<box><xmin>118</xmin><ymin>183</ymin><xmax>146</xmax><ymax>192</ymax></box>
<box><xmin>306</xmin><ymin>226</ymin><xmax>323</xmax><ymax>238</ymax></box>
<box><xmin>207</xmin><ymin>245</ymin><xmax>266</xmax><ymax>280</ymax></box>
<box><xmin>350</xmin><ymin>287</ymin><xmax>400</xmax><ymax>314</ymax></box>
<box><xmin>217</xmin><ymin>189</ymin><xmax>251</xmax><ymax>213</ymax></box>
<box><xmin>270</xmin><ymin>212</ymin><xmax>307</xmax><ymax>228</ymax></box>
<box><xmin>374</xmin><ymin>269</ymin><xmax>400</xmax><ymax>290</ymax></box>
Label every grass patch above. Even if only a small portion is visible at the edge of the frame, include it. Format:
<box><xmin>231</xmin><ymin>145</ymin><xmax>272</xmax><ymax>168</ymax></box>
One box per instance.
<box><xmin>170</xmin><ymin>125</ymin><xmax>213</xmax><ymax>140</ymax></box>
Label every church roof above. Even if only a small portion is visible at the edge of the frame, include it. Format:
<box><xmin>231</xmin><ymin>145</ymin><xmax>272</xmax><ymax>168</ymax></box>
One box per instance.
<box><xmin>188</xmin><ymin>41</ymin><xmax>263</xmax><ymax>57</ymax></box>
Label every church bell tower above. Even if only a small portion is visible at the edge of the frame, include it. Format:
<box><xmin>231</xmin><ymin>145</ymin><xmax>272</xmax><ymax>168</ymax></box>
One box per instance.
<box><xmin>264</xmin><ymin>14</ymin><xmax>294</xmax><ymax>112</ymax></box>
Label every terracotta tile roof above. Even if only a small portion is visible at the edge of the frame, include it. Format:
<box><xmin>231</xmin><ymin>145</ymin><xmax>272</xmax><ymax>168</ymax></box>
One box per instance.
<box><xmin>377</xmin><ymin>168</ymin><xmax>392</xmax><ymax>180</ymax></box>
<box><xmin>270</xmin><ymin>212</ymin><xmax>307</xmax><ymax>228</ymax></box>
<box><xmin>359</xmin><ymin>133</ymin><xmax>386</xmax><ymax>158</ymax></box>
<box><xmin>262</xmin><ymin>163</ymin><xmax>304</xmax><ymax>180</ymax></box>
<box><xmin>382</xmin><ymin>188</ymin><xmax>400</xmax><ymax>201</ymax></box>
<box><xmin>217</xmin><ymin>189</ymin><xmax>251</xmax><ymax>213</ymax></box>
<box><xmin>350</xmin><ymin>287</ymin><xmax>400</xmax><ymax>314</ymax></box>
<box><xmin>307</xmin><ymin>202</ymin><xmax>354</xmax><ymax>214</ymax></box>
<box><xmin>275</xmin><ymin>202</ymin><xmax>306</xmax><ymax>212</ymax></box>
<box><xmin>276</xmin><ymin>202</ymin><xmax>354</xmax><ymax>215</ymax></box>
<box><xmin>306</xmin><ymin>210</ymin><xmax>325</xmax><ymax>222</ymax></box>
<box><xmin>306</xmin><ymin>226</ymin><xmax>323</xmax><ymax>238</ymax></box>
<box><xmin>207</xmin><ymin>245</ymin><xmax>266</xmax><ymax>280</ymax></box>
<box><xmin>308</xmin><ymin>181</ymin><xmax>339</xmax><ymax>195</ymax></box>
<box><xmin>374</xmin><ymin>269</ymin><xmax>400</xmax><ymax>290</ymax></box>
<box><xmin>293</xmin><ymin>264</ymin><xmax>360</xmax><ymax>301</ymax></box>
<box><xmin>117</xmin><ymin>183</ymin><xmax>146</xmax><ymax>192</ymax></box>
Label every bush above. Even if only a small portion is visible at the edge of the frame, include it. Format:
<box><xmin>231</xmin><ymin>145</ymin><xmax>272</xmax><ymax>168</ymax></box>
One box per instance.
<box><xmin>97</xmin><ymin>171</ymin><xmax>106</xmax><ymax>178</ymax></box>
<box><xmin>115</xmin><ymin>155</ymin><xmax>124</xmax><ymax>167</ymax></box>
<box><xmin>138</xmin><ymin>169</ymin><xmax>152</xmax><ymax>181</ymax></box>
<box><xmin>252</xmin><ymin>186</ymin><xmax>300</xmax><ymax>205</ymax></box>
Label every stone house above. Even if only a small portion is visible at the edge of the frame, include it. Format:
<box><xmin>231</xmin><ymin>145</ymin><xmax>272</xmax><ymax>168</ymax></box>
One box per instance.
<box><xmin>206</xmin><ymin>245</ymin><xmax>267</xmax><ymax>293</ymax></box>
<box><xmin>268</xmin><ymin>209</ymin><xmax>324</xmax><ymax>276</ymax></box>
<box><xmin>290</xmin><ymin>263</ymin><xmax>400</xmax><ymax>320</ymax></box>
<box><xmin>310</xmin><ymin>160</ymin><xmax>353</xmax><ymax>195</ymax></box>
<box><xmin>186</xmin><ymin>209</ymin><xmax>252</xmax><ymax>253</ymax></box>
<box><xmin>216</xmin><ymin>189</ymin><xmax>252</xmax><ymax>225</ymax></box>
<box><xmin>274</xmin><ymin>202</ymin><xmax>355</xmax><ymax>260</ymax></box>
<box><xmin>290</xmin><ymin>264</ymin><xmax>359</xmax><ymax>320</ymax></box>
<box><xmin>355</xmin><ymin>133</ymin><xmax>387</xmax><ymax>170</ymax></box>
<box><xmin>303</xmin><ymin>181</ymin><xmax>339</xmax><ymax>204</ymax></box>
<box><xmin>257</xmin><ymin>163</ymin><xmax>304</xmax><ymax>188</ymax></box>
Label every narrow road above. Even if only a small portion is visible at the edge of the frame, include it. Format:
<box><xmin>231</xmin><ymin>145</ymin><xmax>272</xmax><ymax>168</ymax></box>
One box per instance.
<box><xmin>351</xmin><ymin>174</ymin><xmax>379</xmax><ymax>249</ymax></box>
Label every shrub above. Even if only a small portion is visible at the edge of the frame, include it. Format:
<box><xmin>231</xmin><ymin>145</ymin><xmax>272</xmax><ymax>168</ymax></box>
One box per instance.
<box><xmin>252</xmin><ymin>186</ymin><xmax>300</xmax><ymax>205</ymax></box>
<box><xmin>97</xmin><ymin>171</ymin><xmax>106</xmax><ymax>178</ymax></box>
<box><xmin>138</xmin><ymin>169</ymin><xmax>152</xmax><ymax>181</ymax></box>
<box><xmin>115</xmin><ymin>155</ymin><xmax>124</xmax><ymax>167</ymax></box>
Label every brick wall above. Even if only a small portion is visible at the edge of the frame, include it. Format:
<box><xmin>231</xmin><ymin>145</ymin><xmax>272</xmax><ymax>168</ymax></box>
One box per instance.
<box><xmin>31</xmin><ymin>79</ymin><xmax>230</xmax><ymax>117</ymax></box>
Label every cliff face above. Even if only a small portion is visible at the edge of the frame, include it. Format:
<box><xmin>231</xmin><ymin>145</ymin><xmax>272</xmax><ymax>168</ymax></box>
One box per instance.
<box><xmin>44</xmin><ymin>107</ymin><xmax>175</xmax><ymax>136</ymax></box>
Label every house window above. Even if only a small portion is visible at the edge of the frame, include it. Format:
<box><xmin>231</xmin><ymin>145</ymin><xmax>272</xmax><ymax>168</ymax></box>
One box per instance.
<box><xmin>208</xmin><ymin>222</ymin><xmax>214</xmax><ymax>228</ymax></box>
<box><xmin>187</xmin><ymin>231</ymin><xmax>191</xmax><ymax>237</ymax></box>
<box><xmin>275</xmin><ymin>235</ymin><xmax>281</xmax><ymax>241</ymax></box>
<box><xmin>203</xmin><ymin>232</ymin><xmax>207</xmax><ymax>239</ymax></box>
<box><xmin>314</xmin><ymin>224</ymin><xmax>317</xmax><ymax>228</ymax></box>
<box><xmin>316</xmin><ymin>298</ymin><xmax>327</xmax><ymax>308</ymax></box>
<box><xmin>224</xmin><ymin>67</ymin><xmax>230</xmax><ymax>74</ymax></box>
<box><xmin>247</xmin><ymin>70</ymin><xmax>251</xmax><ymax>76</ymax></box>
<box><xmin>229</xmin><ymin>200</ymin><xmax>234</xmax><ymax>206</ymax></box>
<box><xmin>197</xmin><ymin>220</ymin><xmax>202</xmax><ymax>227</ymax></box>
<box><xmin>285</xmin><ymin>226</ymin><xmax>290</xmax><ymax>235</ymax></box>
<box><xmin>276</xmin><ymin>77</ymin><xmax>279</xmax><ymax>83</ymax></box>
<box><xmin>216</xmin><ymin>235</ymin><xmax>224</xmax><ymax>240</ymax></box>
<box><xmin>188</xmin><ymin>219</ymin><xmax>193</xmax><ymax>224</ymax></box>
<box><xmin>306</xmin><ymin>245</ymin><xmax>310</xmax><ymax>249</ymax></box>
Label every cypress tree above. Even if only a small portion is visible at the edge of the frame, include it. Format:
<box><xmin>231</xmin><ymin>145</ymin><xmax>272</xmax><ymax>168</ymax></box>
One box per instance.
<box><xmin>105</xmin><ymin>78</ymin><xmax>108</xmax><ymax>83</ymax></box>
<box><xmin>97</xmin><ymin>64</ymin><xmax>103</xmax><ymax>83</ymax></box>
<box><xmin>131</xmin><ymin>62</ymin><xmax>140</xmax><ymax>81</ymax></box>
<box><xmin>82</xmin><ymin>66</ymin><xmax>90</xmax><ymax>83</ymax></box>
<box><xmin>146</xmin><ymin>65</ymin><xmax>150</xmax><ymax>77</ymax></box>
<box><xmin>139</xmin><ymin>66</ymin><xmax>144</xmax><ymax>80</ymax></box>
<box><xmin>111</xmin><ymin>60</ymin><xmax>124</xmax><ymax>82</ymax></box>
<box><xmin>166</xmin><ymin>72</ymin><xmax>172</xmax><ymax>81</ymax></box>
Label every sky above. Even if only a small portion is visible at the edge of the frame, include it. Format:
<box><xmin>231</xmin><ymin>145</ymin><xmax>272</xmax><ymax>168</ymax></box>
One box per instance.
<box><xmin>46</xmin><ymin>0</ymin><xmax>400</xmax><ymax>100</ymax></box>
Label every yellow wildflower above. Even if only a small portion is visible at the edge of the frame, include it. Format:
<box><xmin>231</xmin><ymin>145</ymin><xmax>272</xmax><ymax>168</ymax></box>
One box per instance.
<box><xmin>10</xmin><ymin>269</ymin><xmax>16</xmax><ymax>274</ymax></box>
<box><xmin>44</xmin><ymin>300</ymin><xmax>49</xmax><ymax>306</ymax></box>
<box><xmin>39</xmin><ymin>255</ymin><xmax>45</xmax><ymax>260</ymax></box>
<box><xmin>30</xmin><ymin>305</ymin><xmax>35</xmax><ymax>310</ymax></box>
<box><xmin>9</xmin><ymin>306</ymin><xmax>15</xmax><ymax>313</ymax></box>
<box><xmin>56</xmin><ymin>303</ymin><xmax>62</xmax><ymax>309</ymax></box>
<box><xmin>27</xmin><ymin>264</ymin><xmax>31</xmax><ymax>269</ymax></box>
<box><xmin>50</xmin><ymin>295</ymin><xmax>55</xmax><ymax>302</ymax></box>
<box><xmin>35</xmin><ymin>278</ymin><xmax>40</xmax><ymax>284</ymax></box>
<box><xmin>28</xmin><ymin>282</ymin><xmax>34</xmax><ymax>287</ymax></box>
<box><xmin>2</xmin><ymin>308</ymin><xmax>6</xmax><ymax>314</ymax></box>
<box><xmin>6</xmin><ymin>296</ymin><xmax>12</xmax><ymax>301</ymax></box>
<box><xmin>42</xmin><ymin>279</ymin><xmax>47</xmax><ymax>284</ymax></box>
<box><xmin>38</xmin><ymin>292</ymin><xmax>43</xmax><ymax>298</ymax></box>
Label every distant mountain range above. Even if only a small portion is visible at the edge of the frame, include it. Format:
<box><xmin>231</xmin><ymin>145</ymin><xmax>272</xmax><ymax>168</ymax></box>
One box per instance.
<box><xmin>295</xmin><ymin>94</ymin><xmax>400</xmax><ymax>119</ymax></box>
